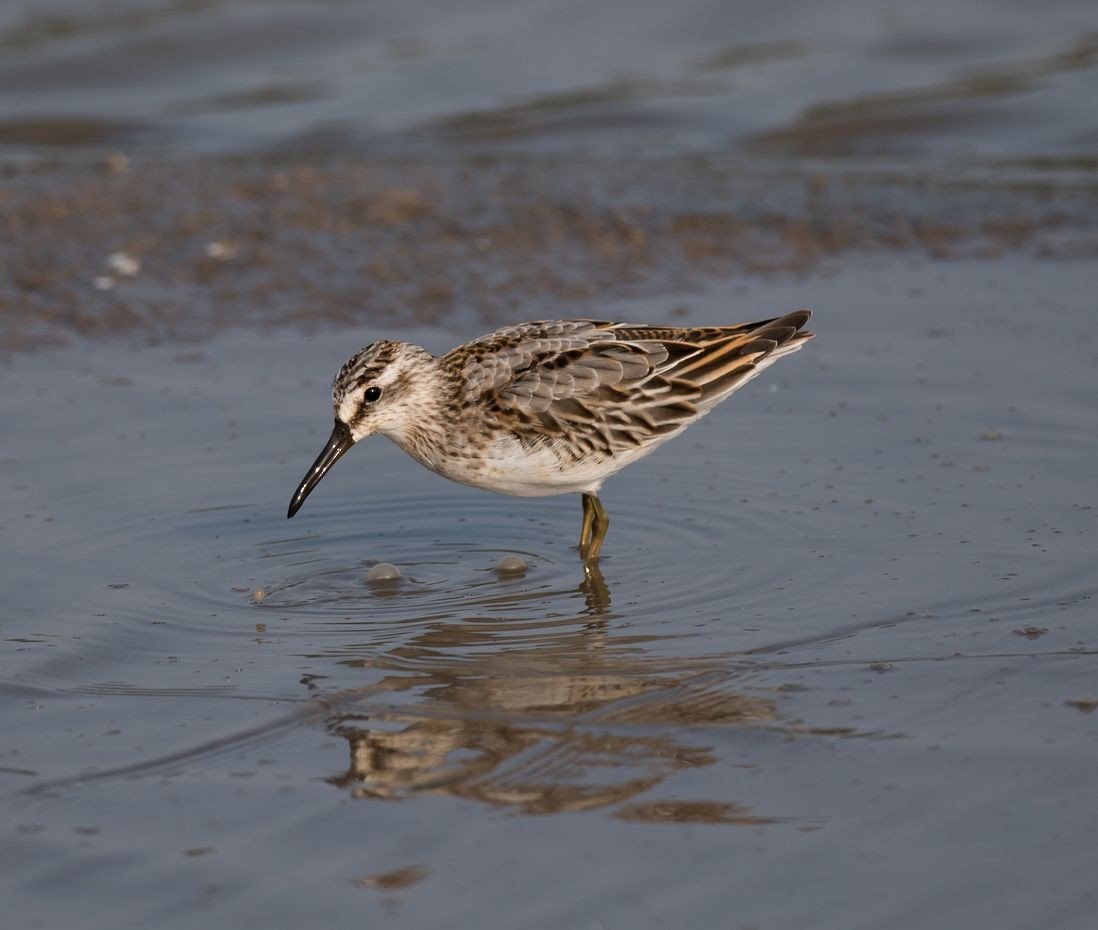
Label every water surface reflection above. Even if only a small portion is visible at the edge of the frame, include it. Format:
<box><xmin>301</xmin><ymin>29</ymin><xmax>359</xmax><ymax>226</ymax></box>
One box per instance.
<box><xmin>320</xmin><ymin>560</ymin><xmax>780</xmax><ymax>820</ymax></box>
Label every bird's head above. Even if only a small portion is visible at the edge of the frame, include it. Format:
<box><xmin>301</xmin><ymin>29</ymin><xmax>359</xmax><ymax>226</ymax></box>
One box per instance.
<box><xmin>287</xmin><ymin>340</ymin><xmax>436</xmax><ymax>518</ymax></box>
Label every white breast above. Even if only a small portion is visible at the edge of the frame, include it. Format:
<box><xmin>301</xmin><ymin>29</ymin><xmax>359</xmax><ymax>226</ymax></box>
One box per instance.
<box><xmin>431</xmin><ymin>430</ymin><xmax>686</xmax><ymax>498</ymax></box>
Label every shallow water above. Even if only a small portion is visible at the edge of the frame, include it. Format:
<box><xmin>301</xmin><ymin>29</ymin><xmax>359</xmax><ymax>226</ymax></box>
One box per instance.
<box><xmin>3</xmin><ymin>256</ymin><xmax>1097</xmax><ymax>929</ymax></box>
<box><xmin>3</xmin><ymin>0</ymin><xmax>1098</xmax><ymax>927</ymax></box>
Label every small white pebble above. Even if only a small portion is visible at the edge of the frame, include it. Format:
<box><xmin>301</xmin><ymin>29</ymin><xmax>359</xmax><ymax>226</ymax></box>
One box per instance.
<box><xmin>106</xmin><ymin>251</ymin><xmax>141</xmax><ymax>277</ymax></box>
<box><xmin>495</xmin><ymin>555</ymin><xmax>527</xmax><ymax>574</ymax></box>
<box><xmin>93</xmin><ymin>275</ymin><xmax>116</xmax><ymax>291</ymax></box>
<box><xmin>204</xmin><ymin>240</ymin><xmax>237</xmax><ymax>260</ymax></box>
<box><xmin>105</xmin><ymin>152</ymin><xmax>130</xmax><ymax>174</ymax></box>
<box><xmin>366</xmin><ymin>563</ymin><xmax>402</xmax><ymax>583</ymax></box>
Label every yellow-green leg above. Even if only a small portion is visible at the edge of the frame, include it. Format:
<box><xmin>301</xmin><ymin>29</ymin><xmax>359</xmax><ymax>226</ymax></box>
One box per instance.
<box><xmin>579</xmin><ymin>492</ymin><xmax>609</xmax><ymax>561</ymax></box>
<box><xmin>579</xmin><ymin>494</ymin><xmax>595</xmax><ymax>553</ymax></box>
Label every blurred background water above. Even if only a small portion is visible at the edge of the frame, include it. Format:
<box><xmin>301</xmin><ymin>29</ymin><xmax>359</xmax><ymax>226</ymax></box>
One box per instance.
<box><xmin>1</xmin><ymin>0</ymin><xmax>1097</xmax><ymax>161</ymax></box>
<box><xmin>1</xmin><ymin>2</ymin><xmax>1097</xmax><ymax>929</ymax></box>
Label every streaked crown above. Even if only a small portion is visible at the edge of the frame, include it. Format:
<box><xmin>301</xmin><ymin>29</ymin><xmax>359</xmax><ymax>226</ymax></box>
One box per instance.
<box><xmin>331</xmin><ymin>340</ymin><xmax>439</xmax><ymax>443</ymax></box>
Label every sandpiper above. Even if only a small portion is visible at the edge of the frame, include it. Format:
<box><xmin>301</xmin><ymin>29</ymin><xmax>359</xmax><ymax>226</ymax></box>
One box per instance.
<box><xmin>288</xmin><ymin>310</ymin><xmax>812</xmax><ymax>559</ymax></box>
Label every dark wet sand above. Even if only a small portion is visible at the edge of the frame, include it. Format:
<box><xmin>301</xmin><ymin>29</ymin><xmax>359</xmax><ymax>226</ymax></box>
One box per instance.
<box><xmin>3</xmin><ymin>2</ymin><xmax>1098</xmax><ymax>928</ymax></box>
<box><xmin>3</xmin><ymin>154</ymin><xmax>1095</xmax><ymax>353</ymax></box>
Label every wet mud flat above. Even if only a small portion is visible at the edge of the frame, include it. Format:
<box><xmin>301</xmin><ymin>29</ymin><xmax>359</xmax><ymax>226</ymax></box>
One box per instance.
<box><xmin>3</xmin><ymin>152</ymin><xmax>1096</xmax><ymax>352</ymax></box>
<box><xmin>1</xmin><ymin>142</ymin><xmax>1097</xmax><ymax>928</ymax></box>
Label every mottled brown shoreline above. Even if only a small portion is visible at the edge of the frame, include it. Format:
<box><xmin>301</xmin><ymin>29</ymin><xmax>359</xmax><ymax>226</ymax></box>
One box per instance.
<box><xmin>2</xmin><ymin>153</ymin><xmax>1095</xmax><ymax>352</ymax></box>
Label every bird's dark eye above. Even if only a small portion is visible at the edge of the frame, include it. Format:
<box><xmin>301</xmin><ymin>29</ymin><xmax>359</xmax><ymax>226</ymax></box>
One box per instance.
<box><xmin>364</xmin><ymin>386</ymin><xmax>382</xmax><ymax>403</ymax></box>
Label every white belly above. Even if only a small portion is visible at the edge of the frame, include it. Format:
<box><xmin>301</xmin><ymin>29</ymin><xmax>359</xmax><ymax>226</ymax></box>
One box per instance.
<box><xmin>420</xmin><ymin>432</ymin><xmax>681</xmax><ymax>497</ymax></box>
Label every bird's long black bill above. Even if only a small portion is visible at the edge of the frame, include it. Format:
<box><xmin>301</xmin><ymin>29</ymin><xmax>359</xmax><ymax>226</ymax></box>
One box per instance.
<box><xmin>287</xmin><ymin>420</ymin><xmax>355</xmax><ymax>518</ymax></box>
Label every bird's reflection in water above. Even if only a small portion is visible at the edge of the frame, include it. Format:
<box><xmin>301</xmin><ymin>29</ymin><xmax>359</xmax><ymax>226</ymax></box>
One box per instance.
<box><xmin>579</xmin><ymin>560</ymin><xmax>611</xmax><ymax>614</ymax></box>
<box><xmin>323</xmin><ymin>559</ymin><xmax>781</xmax><ymax>821</ymax></box>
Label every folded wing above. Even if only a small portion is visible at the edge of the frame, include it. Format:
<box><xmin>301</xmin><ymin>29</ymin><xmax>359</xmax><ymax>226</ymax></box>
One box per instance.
<box><xmin>446</xmin><ymin>310</ymin><xmax>812</xmax><ymax>461</ymax></box>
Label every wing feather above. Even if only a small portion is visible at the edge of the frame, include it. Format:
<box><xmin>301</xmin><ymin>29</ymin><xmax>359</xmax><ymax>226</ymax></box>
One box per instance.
<box><xmin>442</xmin><ymin>311</ymin><xmax>812</xmax><ymax>460</ymax></box>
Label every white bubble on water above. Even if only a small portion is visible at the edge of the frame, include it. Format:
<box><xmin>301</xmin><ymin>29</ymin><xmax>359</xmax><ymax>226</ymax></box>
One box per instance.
<box><xmin>494</xmin><ymin>555</ymin><xmax>527</xmax><ymax>575</ymax></box>
<box><xmin>365</xmin><ymin>562</ymin><xmax>402</xmax><ymax>583</ymax></box>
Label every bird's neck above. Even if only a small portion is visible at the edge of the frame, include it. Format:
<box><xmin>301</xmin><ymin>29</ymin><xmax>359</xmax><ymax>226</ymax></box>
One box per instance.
<box><xmin>380</xmin><ymin>361</ymin><xmax>459</xmax><ymax>469</ymax></box>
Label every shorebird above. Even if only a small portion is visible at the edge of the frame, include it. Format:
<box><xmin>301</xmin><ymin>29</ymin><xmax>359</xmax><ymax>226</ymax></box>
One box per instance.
<box><xmin>288</xmin><ymin>310</ymin><xmax>812</xmax><ymax>559</ymax></box>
